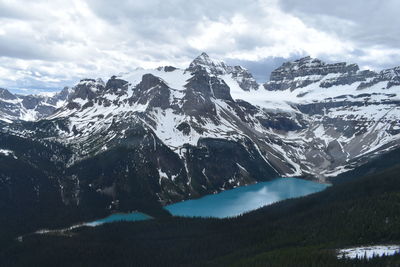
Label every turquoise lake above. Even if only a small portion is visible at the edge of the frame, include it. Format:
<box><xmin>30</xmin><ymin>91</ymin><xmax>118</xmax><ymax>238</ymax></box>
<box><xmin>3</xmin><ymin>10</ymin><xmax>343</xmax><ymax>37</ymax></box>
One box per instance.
<box><xmin>85</xmin><ymin>212</ymin><xmax>152</xmax><ymax>226</ymax></box>
<box><xmin>86</xmin><ymin>178</ymin><xmax>329</xmax><ymax>225</ymax></box>
<box><xmin>165</xmin><ymin>178</ymin><xmax>328</xmax><ymax>218</ymax></box>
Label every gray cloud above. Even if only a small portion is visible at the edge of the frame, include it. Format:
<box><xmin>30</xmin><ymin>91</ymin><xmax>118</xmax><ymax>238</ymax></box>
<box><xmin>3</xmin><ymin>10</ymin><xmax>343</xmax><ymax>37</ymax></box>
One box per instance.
<box><xmin>0</xmin><ymin>0</ymin><xmax>398</xmax><ymax>92</ymax></box>
<box><xmin>87</xmin><ymin>0</ymin><xmax>261</xmax><ymax>23</ymax></box>
<box><xmin>0</xmin><ymin>35</ymin><xmax>60</xmax><ymax>60</ymax></box>
<box><xmin>0</xmin><ymin>2</ymin><xmax>36</xmax><ymax>20</ymax></box>
<box><xmin>279</xmin><ymin>0</ymin><xmax>400</xmax><ymax>50</ymax></box>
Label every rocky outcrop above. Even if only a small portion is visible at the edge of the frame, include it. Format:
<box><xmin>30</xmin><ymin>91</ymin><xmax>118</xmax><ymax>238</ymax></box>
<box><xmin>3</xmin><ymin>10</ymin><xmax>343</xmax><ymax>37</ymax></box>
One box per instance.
<box><xmin>264</xmin><ymin>56</ymin><xmax>360</xmax><ymax>91</ymax></box>
<box><xmin>229</xmin><ymin>65</ymin><xmax>259</xmax><ymax>91</ymax></box>
<box><xmin>320</xmin><ymin>70</ymin><xmax>376</xmax><ymax>88</ymax></box>
<box><xmin>105</xmin><ymin>76</ymin><xmax>128</xmax><ymax>95</ymax></box>
<box><xmin>1</xmin><ymin>53</ymin><xmax>400</xmax><ymax>229</ymax></box>
<box><xmin>358</xmin><ymin>66</ymin><xmax>400</xmax><ymax>89</ymax></box>
<box><xmin>133</xmin><ymin>74</ymin><xmax>171</xmax><ymax>110</ymax></box>
<box><xmin>187</xmin><ymin>52</ymin><xmax>259</xmax><ymax>91</ymax></box>
<box><xmin>0</xmin><ymin>87</ymin><xmax>73</xmax><ymax>121</ymax></box>
<box><xmin>0</xmin><ymin>88</ymin><xmax>17</xmax><ymax>100</ymax></box>
<box><xmin>263</xmin><ymin>56</ymin><xmax>400</xmax><ymax>92</ymax></box>
<box><xmin>187</xmin><ymin>52</ymin><xmax>230</xmax><ymax>76</ymax></box>
<box><xmin>70</xmin><ymin>79</ymin><xmax>105</xmax><ymax>101</ymax></box>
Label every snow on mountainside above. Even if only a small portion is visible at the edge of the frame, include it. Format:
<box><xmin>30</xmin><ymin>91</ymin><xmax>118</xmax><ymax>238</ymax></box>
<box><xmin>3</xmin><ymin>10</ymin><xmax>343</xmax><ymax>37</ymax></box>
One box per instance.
<box><xmin>187</xmin><ymin>52</ymin><xmax>259</xmax><ymax>91</ymax></box>
<box><xmin>0</xmin><ymin>87</ymin><xmax>73</xmax><ymax>122</ymax></box>
<box><xmin>229</xmin><ymin>57</ymin><xmax>400</xmax><ymax>177</ymax></box>
<box><xmin>1</xmin><ymin>53</ymin><xmax>399</xmax><ymax>218</ymax></box>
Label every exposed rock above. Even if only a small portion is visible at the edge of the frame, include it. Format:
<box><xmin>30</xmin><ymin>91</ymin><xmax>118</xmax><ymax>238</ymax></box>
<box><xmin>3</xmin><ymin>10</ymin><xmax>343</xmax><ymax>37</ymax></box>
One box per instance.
<box><xmin>0</xmin><ymin>87</ymin><xmax>73</xmax><ymax>121</ymax></box>
<box><xmin>320</xmin><ymin>70</ymin><xmax>376</xmax><ymax>88</ymax></box>
<box><xmin>1</xmin><ymin>53</ymin><xmax>400</xmax><ymax>229</ymax></box>
<box><xmin>0</xmin><ymin>88</ymin><xmax>17</xmax><ymax>100</ymax></box>
<box><xmin>71</xmin><ymin>79</ymin><xmax>104</xmax><ymax>101</ymax></box>
<box><xmin>157</xmin><ymin>66</ymin><xmax>178</xmax><ymax>72</ymax></box>
<box><xmin>264</xmin><ymin>56</ymin><xmax>360</xmax><ymax>91</ymax></box>
<box><xmin>229</xmin><ymin>65</ymin><xmax>259</xmax><ymax>91</ymax></box>
<box><xmin>187</xmin><ymin>52</ymin><xmax>259</xmax><ymax>91</ymax></box>
<box><xmin>358</xmin><ymin>66</ymin><xmax>400</xmax><ymax>89</ymax></box>
<box><xmin>105</xmin><ymin>76</ymin><xmax>129</xmax><ymax>95</ymax></box>
<box><xmin>187</xmin><ymin>52</ymin><xmax>229</xmax><ymax>76</ymax></box>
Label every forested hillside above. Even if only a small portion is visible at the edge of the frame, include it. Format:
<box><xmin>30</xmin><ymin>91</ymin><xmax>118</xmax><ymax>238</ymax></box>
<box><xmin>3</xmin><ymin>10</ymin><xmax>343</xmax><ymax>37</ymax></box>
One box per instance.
<box><xmin>1</xmin><ymin>165</ymin><xmax>399</xmax><ymax>266</ymax></box>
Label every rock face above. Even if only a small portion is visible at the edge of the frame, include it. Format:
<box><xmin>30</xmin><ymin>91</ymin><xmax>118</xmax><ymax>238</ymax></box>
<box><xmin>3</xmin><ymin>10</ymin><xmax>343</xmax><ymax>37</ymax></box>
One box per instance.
<box><xmin>258</xmin><ymin>56</ymin><xmax>400</xmax><ymax>178</ymax></box>
<box><xmin>264</xmin><ymin>56</ymin><xmax>400</xmax><ymax>92</ymax></box>
<box><xmin>265</xmin><ymin>56</ymin><xmax>361</xmax><ymax>91</ymax></box>
<box><xmin>187</xmin><ymin>52</ymin><xmax>259</xmax><ymax>91</ymax></box>
<box><xmin>0</xmin><ymin>88</ymin><xmax>17</xmax><ymax>100</ymax></box>
<box><xmin>1</xmin><ymin>53</ymin><xmax>400</xmax><ymax>228</ymax></box>
<box><xmin>0</xmin><ymin>87</ymin><xmax>73</xmax><ymax>122</ymax></box>
<box><xmin>358</xmin><ymin>66</ymin><xmax>400</xmax><ymax>89</ymax></box>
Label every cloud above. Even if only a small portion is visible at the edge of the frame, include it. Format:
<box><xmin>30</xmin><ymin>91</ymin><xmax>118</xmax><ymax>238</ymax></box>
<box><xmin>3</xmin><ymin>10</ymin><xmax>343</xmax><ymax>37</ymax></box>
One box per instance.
<box><xmin>278</xmin><ymin>0</ymin><xmax>400</xmax><ymax>69</ymax></box>
<box><xmin>279</xmin><ymin>0</ymin><xmax>400</xmax><ymax>46</ymax></box>
<box><xmin>0</xmin><ymin>0</ymin><xmax>398</xmax><ymax>92</ymax></box>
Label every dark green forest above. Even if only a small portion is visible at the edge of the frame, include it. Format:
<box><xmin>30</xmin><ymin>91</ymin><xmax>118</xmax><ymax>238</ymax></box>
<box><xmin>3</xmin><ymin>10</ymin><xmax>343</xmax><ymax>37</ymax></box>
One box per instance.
<box><xmin>1</xmin><ymin>164</ymin><xmax>400</xmax><ymax>266</ymax></box>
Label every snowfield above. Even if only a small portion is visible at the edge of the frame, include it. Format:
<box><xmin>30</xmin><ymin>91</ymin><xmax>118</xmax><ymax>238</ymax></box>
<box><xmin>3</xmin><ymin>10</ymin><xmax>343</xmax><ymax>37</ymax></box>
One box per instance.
<box><xmin>337</xmin><ymin>245</ymin><xmax>400</xmax><ymax>260</ymax></box>
<box><xmin>0</xmin><ymin>149</ymin><xmax>14</xmax><ymax>156</ymax></box>
<box><xmin>2</xmin><ymin>54</ymin><xmax>400</xmax><ymax>181</ymax></box>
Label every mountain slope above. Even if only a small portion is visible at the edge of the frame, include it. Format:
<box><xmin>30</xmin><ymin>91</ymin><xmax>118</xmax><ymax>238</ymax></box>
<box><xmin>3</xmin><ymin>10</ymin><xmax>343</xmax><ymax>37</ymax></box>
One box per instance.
<box><xmin>2</xmin><ymin>164</ymin><xmax>399</xmax><ymax>267</ymax></box>
<box><xmin>0</xmin><ymin>53</ymin><xmax>399</xmax><ymax>236</ymax></box>
<box><xmin>0</xmin><ymin>87</ymin><xmax>72</xmax><ymax>122</ymax></box>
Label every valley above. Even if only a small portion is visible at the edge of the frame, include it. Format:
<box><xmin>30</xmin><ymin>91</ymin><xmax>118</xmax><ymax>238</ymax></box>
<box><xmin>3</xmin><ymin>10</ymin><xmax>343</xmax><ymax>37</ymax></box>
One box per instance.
<box><xmin>0</xmin><ymin>53</ymin><xmax>399</xmax><ymax>266</ymax></box>
<box><xmin>2</xmin><ymin>163</ymin><xmax>399</xmax><ymax>266</ymax></box>
<box><xmin>32</xmin><ymin>177</ymin><xmax>328</xmax><ymax>232</ymax></box>
<box><xmin>2</xmin><ymin>1</ymin><xmax>399</xmax><ymax>266</ymax></box>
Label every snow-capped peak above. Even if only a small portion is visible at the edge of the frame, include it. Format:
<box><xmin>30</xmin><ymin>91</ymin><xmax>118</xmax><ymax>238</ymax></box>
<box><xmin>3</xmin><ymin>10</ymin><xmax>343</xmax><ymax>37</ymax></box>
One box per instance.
<box><xmin>187</xmin><ymin>53</ymin><xmax>259</xmax><ymax>91</ymax></box>
<box><xmin>187</xmin><ymin>52</ymin><xmax>229</xmax><ymax>76</ymax></box>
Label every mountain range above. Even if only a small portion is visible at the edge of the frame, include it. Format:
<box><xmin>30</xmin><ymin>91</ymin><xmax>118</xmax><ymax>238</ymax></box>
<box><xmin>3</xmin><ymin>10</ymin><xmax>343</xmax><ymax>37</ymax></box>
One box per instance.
<box><xmin>1</xmin><ymin>53</ymin><xmax>399</xmax><ymax>230</ymax></box>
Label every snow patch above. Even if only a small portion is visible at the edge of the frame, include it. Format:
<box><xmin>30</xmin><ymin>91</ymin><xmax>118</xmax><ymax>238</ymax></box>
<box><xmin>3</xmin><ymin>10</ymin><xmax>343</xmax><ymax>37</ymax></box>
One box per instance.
<box><xmin>337</xmin><ymin>245</ymin><xmax>400</xmax><ymax>260</ymax></box>
<box><xmin>0</xmin><ymin>149</ymin><xmax>13</xmax><ymax>156</ymax></box>
<box><xmin>0</xmin><ymin>149</ymin><xmax>17</xmax><ymax>159</ymax></box>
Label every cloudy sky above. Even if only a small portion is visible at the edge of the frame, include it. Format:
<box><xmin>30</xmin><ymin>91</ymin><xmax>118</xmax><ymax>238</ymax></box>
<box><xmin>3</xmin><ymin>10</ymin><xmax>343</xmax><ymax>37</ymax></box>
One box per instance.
<box><xmin>1</xmin><ymin>0</ymin><xmax>399</xmax><ymax>94</ymax></box>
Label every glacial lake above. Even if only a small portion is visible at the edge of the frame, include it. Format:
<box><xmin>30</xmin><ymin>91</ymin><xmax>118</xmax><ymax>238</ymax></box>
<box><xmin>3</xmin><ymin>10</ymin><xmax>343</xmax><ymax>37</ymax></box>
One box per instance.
<box><xmin>165</xmin><ymin>178</ymin><xmax>329</xmax><ymax>218</ymax></box>
<box><xmin>86</xmin><ymin>178</ymin><xmax>329</xmax><ymax>226</ymax></box>
<box><xmin>85</xmin><ymin>212</ymin><xmax>152</xmax><ymax>226</ymax></box>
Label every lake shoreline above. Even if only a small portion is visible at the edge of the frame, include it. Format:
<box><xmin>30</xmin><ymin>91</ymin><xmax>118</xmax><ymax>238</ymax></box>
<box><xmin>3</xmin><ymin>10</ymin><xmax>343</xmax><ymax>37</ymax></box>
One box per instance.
<box><xmin>20</xmin><ymin>177</ymin><xmax>329</xmax><ymax>240</ymax></box>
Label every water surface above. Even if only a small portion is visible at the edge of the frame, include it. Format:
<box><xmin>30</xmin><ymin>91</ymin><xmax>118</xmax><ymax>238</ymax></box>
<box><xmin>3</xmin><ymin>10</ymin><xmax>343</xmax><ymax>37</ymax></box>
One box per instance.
<box><xmin>165</xmin><ymin>178</ymin><xmax>328</xmax><ymax>218</ymax></box>
<box><xmin>86</xmin><ymin>178</ymin><xmax>329</xmax><ymax>225</ymax></box>
<box><xmin>86</xmin><ymin>212</ymin><xmax>152</xmax><ymax>226</ymax></box>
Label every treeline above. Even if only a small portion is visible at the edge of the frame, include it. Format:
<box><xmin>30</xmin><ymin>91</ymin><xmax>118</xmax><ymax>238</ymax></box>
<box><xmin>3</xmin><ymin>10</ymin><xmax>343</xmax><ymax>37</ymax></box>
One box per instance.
<box><xmin>0</xmin><ymin>133</ymin><xmax>170</xmax><ymax>248</ymax></box>
<box><xmin>0</xmin><ymin>165</ymin><xmax>400</xmax><ymax>266</ymax></box>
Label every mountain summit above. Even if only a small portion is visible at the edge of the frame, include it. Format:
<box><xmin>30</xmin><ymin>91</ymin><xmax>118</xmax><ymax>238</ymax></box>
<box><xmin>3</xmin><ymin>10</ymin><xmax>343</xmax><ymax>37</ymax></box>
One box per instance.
<box><xmin>187</xmin><ymin>52</ymin><xmax>259</xmax><ymax>91</ymax></box>
<box><xmin>0</xmin><ymin>53</ymin><xmax>399</xmax><ymax>225</ymax></box>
